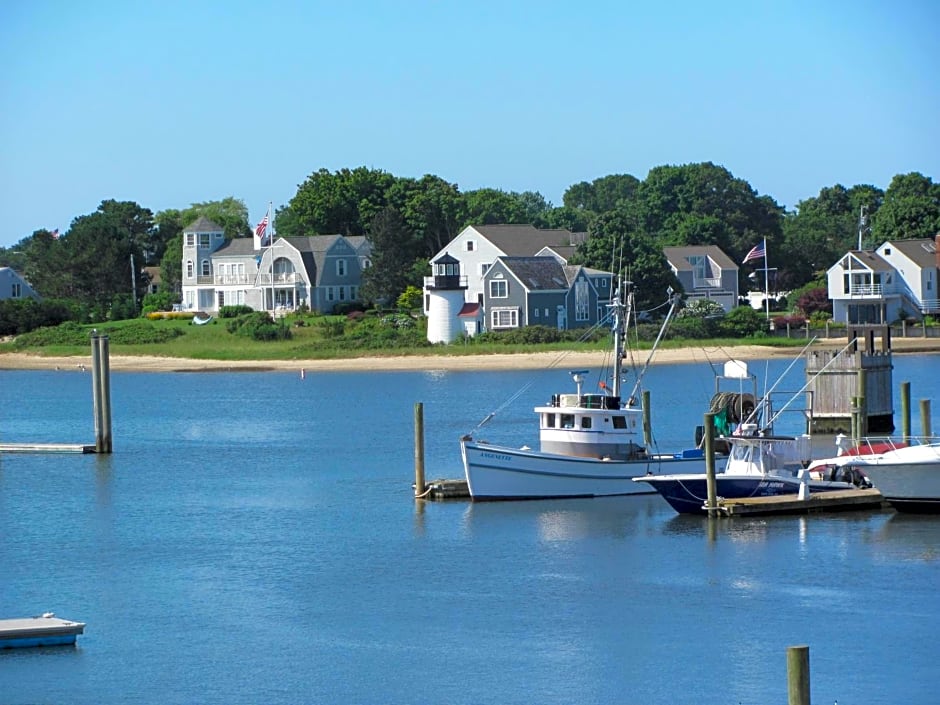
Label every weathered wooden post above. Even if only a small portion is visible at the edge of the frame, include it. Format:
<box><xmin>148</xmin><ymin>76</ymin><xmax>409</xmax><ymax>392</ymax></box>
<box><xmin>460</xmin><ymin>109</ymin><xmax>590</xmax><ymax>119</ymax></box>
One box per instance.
<box><xmin>642</xmin><ymin>390</ymin><xmax>652</xmax><ymax>447</ymax></box>
<box><xmin>787</xmin><ymin>644</ymin><xmax>811</xmax><ymax>705</ymax></box>
<box><xmin>90</xmin><ymin>333</ymin><xmax>113</xmax><ymax>454</ymax></box>
<box><xmin>900</xmin><ymin>381</ymin><xmax>911</xmax><ymax>443</ymax></box>
<box><xmin>856</xmin><ymin>368</ymin><xmax>868</xmax><ymax>437</ymax></box>
<box><xmin>704</xmin><ymin>412</ymin><xmax>717</xmax><ymax>517</ymax></box>
<box><xmin>414</xmin><ymin>402</ymin><xmax>426</xmax><ymax>497</ymax></box>
<box><xmin>921</xmin><ymin>399</ymin><xmax>933</xmax><ymax>439</ymax></box>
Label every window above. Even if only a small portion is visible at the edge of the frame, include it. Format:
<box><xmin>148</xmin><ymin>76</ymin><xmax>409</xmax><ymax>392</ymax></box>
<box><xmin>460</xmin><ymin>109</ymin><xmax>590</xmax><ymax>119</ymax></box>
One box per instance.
<box><xmin>581</xmin><ymin>417</ymin><xmax>592</xmax><ymax>429</ymax></box>
<box><xmin>12</xmin><ymin>283</ymin><xmax>22</xmax><ymax>298</ymax></box>
<box><xmin>490</xmin><ymin>308</ymin><xmax>518</xmax><ymax>328</ymax></box>
<box><xmin>480</xmin><ymin>262</ymin><xmax>491</xmax><ymax>276</ymax></box>
<box><xmin>350</xmin><ymin>286</ymin><xmax>356</xmax><ymax>300</ymax></box>
<box><xmin>185</xmin><ymin>233</ymin><xmax>195</xmax><ymax>246</ymax></box>
<box><xmin>186</xmin><ymin>260</ymin><xmax>194</xmax><ymax>278</ymax></box>
<box><xmin>560</xmin><ymin>414</ymin><xmax>575</xmax><ymax>429</ymax></box>
<box><xmin>337</xmin><ymin>259</ymin><xmax>347</xmax><ymax>276</ymax></box>
<box><xmin>533</xmin><ymin>308</ymin><xmax>540</xmax><ymax>318</ymax></box>
<box><xmin>339</xmin><ymin>286</ymin><xmax>346</xmax><ymax>300</ymax></box>
<box><xmin>544</xmin><ymin>308</ymin><xmax>549</xmax><ymax>317</ymax></box>
<box><xmin>199</xmin><ymin>233</ymin><xmax>210</xmax><ymax>247</ymax></box>
<box><xmin>612</xmin><ymin>416</ymin><xmax>627</xmax><ymax>429</ymax></box>
<box><xmin>201</xmin><ymin>260</ymin><xmax>210</xmax><ymax>276</ymax></box>
<box><xmin>490</xmin><ymin>280</ymin><xmax>508</xmax><ymax>298</ymax></box>
<box><xmin>327</xmin><ymin>287</ymin><xmax>335</xmax><ymax>301</ymax></box>
<box><xmin>544</xmin><ymin>413</ymin><xmax>556</xmax><ymax>428</ymax></box>
<box><xmin>466</xmin><ymin>240</ymin><xmax>475</xmax><ymax>252</ymax></box>
<box><xmin>575</xmin><ymin>280</ymin><xmax>589</xmax><ymax>321</ymax></box>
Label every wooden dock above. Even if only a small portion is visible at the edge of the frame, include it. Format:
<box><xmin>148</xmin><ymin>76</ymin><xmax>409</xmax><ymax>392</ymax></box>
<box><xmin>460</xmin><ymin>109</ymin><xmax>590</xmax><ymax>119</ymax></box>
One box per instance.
<box><xmin>0</xmin><ymin>614</ymin><xmax>86</xmax><ymax>649</ymax></box>
<box><xmin>0</xmin><ymin>442</ymin><xmax>97</xmax><ymax>454</ymax></box>
<box><xmin>715</xmin><ymin>488</ymin><xmax>885</xmax><ymax>516</ymax></box>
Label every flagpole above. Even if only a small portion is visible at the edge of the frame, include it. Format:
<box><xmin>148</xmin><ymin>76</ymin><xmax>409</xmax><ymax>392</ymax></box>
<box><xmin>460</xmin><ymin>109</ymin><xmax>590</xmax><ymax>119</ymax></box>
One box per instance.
<box><xmin>267</xmin><ymin>201</ymin><xmax>274</xmax><ymax>313</ymax></box>
<box><xmin>762</xmin><ymin>237</ymin><xmax>770</xmax><ymax>321</ymax></box>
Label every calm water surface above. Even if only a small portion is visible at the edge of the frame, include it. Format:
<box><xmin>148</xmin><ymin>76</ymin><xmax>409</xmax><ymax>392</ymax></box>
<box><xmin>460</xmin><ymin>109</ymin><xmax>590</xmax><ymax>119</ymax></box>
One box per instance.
<box><xmin>1</xmin><ymin>355</ymin><xmax>938</xmax><ymax>704</ymax></box>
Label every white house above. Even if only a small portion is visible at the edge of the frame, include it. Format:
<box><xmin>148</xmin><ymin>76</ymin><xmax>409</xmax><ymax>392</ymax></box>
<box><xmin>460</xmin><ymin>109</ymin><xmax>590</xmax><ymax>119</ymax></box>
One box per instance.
<box><xmin>180</xmin><ymin>216</ymin><xmax>370</xmax><ymax>314</ymax></box>
<box><xmin>827</xmin><ymin>236</ymin><xmax>940</xmax><ymax>324</ymax></box>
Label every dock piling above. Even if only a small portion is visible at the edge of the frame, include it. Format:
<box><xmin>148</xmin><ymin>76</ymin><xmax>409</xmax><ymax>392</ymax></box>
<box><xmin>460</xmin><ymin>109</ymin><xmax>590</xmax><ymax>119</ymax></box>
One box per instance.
<box><xmin>900</xmin><ymin>381</ymin><xmax>911</xmax><ymax>443</ymax></box>
<box><xmin>414</xmin><ymin>402</ymin><xmax>426</xmax><ymax>497</ymax></box>
<box><xmin>921</xmin><ymin>399</ymin><xmax>933</xmax><ymax>438</ymax></box>
<box><xmin>786</xmin><ymin>645</ymin><xmax>811</xmax><ymax>705</ymax></box>
<box><xmin>90</xmin><ymin>333</ymin><xmax>112</xmax><ymax>454</ymax></box>
<box><xmin>704</xmin><ymin>412</ymin><xmax>717</xmax><ymax>518</ymax></box>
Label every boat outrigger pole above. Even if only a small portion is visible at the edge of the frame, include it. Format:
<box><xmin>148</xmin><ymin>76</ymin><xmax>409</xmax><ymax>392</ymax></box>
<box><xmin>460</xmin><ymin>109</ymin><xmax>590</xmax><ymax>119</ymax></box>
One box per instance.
<box><xmin>626</xmin><ymin>287</ymin><xmax>680</xmax><ymax>407</ymax></box>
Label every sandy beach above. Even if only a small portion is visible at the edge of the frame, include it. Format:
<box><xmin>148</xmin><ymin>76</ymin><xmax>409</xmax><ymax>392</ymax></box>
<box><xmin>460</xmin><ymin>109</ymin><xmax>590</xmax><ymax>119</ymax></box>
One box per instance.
<box><xmin>1</xmin><ymin>338</ymin><xmax>935</xmax><ymax>372</ymax></box>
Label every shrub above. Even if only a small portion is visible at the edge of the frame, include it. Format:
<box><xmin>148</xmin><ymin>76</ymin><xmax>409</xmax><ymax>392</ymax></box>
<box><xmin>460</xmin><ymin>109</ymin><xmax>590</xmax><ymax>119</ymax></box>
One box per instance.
<box><xmin>396</xmin><ymin>286</ymin><xmax>423</xmax><ymax>311</ymax></box>
<box><xmin>718</xmin><ymin>306</ymin><xmax>767</xmax><ymax>337</ymax></box>
<box><xmin>772</xmin><ymin>314</ymin><xmax>806</xmax><ymax>330</ymax></box>
<box><xmin>218</xmin><ymin>305</ymin><xmax>254</xmax><ymax>319</ymax></box>
<box><xmin>333</xmin><ymin>301</ymin><xmax>366</xmax><ymax>316</ymax></box>
<box><xmin>226</xmin><ymin>312</ymin><xmax>291</xmax><ymax>341</ymax></box>
<box><xmin>677</xmin><ymin>299</ymin><xmax>725</xmax><ymax>319</ymax></box>
<box><xmin>141</xmin><ymin>291</ymin><xmax>178</xmax><ymax>313</ymax></box>
<box><xmin>793</xmin><ymin>287</ymin><xmax>831</xmax><ymax>317</ymax></box>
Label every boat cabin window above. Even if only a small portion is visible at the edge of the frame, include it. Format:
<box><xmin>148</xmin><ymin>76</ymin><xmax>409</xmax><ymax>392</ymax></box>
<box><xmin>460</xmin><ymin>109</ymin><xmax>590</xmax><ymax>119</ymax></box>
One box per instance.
<box><xmin>612</xmin><ymin>416</ymin><xmax>627</xmax><ymax>429</ymax></box>
<box><xmin>544</xmin><ymin>413</ymin><xmax>556</xmax><ymax>428</ymax></box>
<box><xmin>560</xmin><ymin>414</ymin><xmax>575</xmax><ymax>429</ymax></box>
<box><xmin>581</xmin><ymin>417</ymin><xmax>592</xmax><ymax>429</ymax></box>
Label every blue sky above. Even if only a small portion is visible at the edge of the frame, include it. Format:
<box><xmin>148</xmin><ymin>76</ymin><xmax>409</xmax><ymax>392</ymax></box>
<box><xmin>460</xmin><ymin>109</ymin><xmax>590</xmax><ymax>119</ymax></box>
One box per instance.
<box><xmin>1</xmin><ymin>0</ymin><xmax>937</xmax><ymax>248</ymax></box>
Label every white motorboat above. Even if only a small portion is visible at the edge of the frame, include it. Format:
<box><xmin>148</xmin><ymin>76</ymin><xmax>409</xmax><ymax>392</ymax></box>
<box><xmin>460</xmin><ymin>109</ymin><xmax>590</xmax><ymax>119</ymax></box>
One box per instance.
<box><xmin>460</xmin><ymin>284</ymin><xmax>710</xmax><ymax>501</ymax></box>
<box><xmin>808</xmin><ymin>436</ymin><xmax>940</xmax><ymax>513</ymax></box>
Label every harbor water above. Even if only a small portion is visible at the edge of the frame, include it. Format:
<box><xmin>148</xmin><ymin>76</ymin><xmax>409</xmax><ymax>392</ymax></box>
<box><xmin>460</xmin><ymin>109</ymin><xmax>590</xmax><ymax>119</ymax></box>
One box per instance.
<box><xmin>1</xmin><ymin>354</ymin><xmax>938</xmax><ymax>704</ymax></box>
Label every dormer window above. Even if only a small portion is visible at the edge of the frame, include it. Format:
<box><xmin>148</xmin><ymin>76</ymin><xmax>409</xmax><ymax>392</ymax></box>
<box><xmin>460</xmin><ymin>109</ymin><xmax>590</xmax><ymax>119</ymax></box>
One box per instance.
<box><xmin>466</xmin><ymin>240</ymin><xmax>475</xmax><ymax>252</ymax></box>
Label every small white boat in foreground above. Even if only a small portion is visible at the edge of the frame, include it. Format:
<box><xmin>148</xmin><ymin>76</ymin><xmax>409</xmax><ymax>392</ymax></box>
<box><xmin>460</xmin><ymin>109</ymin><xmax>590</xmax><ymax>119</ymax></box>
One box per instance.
<box><xmin>808</xmin><ymin>437</ymin><xmax>940</xmax><ymax>514</ymax></box>
<box><xmin>460</xmin><ymin>284</ymin><xmax>709</xmax><ymax>501</ymax></box>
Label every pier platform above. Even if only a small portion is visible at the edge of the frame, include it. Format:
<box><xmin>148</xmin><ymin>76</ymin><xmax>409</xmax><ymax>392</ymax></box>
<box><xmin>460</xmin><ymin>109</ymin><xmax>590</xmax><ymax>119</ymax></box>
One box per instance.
<box><xmin>0</xmin><ymin>442</ymin><xmax>96</xmax><ymax>454</ymax></box>
<box><xmin>0</xmin><ymin>614</ymin><xmax>86</xmax><ymax>649</ymax></box>
<box><xmin>715</xmin><ymin>488</ymin><xmax>885</xmax><ymax>516</ymax></box>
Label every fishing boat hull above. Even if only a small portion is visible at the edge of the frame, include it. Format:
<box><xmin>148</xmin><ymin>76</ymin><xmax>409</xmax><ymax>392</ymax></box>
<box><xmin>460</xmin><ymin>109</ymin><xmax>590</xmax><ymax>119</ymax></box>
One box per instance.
<box><xmin>634</xmin><ymin>473</ymin><xmax>858</xmax><ymax>515</ymax></box>
<box><xmin>848</xmin><ymin>444</ymin><xmax>940</xmax><ymax>513</ymax></box>
<box><xmin>461</xmin><ymin>439</ymin><xmax>708</xmax><ymax>500</ymax></box>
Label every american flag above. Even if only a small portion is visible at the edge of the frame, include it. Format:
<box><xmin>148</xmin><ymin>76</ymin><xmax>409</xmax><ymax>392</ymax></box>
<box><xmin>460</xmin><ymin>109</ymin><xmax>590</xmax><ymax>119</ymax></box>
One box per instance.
<box><xmin>742</xmin><ymin>241</ymin><xmax>765</xmax><ymax>264</ymax></box>
<box><xmin>255</xmin><ymin>215</ymin><xmax>268</xmax><ymax>240</ymax></box>
<box><xmin>51</xmin><ymin>228</ymin><xmax>60</xmax><ymax>239</ymax></box>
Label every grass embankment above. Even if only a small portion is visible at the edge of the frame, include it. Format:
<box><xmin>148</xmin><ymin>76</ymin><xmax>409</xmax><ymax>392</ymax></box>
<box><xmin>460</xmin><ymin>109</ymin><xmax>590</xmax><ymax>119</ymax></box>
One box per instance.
<box><xmin>0</xmin><ymin>313</ymin><xmax>812</xmax><ymax>363</ymax></box>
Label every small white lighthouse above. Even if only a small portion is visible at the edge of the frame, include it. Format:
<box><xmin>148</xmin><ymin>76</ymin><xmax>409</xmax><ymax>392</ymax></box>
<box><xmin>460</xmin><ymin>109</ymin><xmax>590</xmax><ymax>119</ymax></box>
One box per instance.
<box><xmin>425</xmin><ymin>253</ymin><xmax>470</xmax><ymax>344</ymax></box>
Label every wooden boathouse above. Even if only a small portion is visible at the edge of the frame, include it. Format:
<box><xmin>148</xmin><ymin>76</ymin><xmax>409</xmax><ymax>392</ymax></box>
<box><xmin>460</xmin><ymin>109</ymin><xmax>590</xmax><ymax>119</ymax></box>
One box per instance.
<box><xmin>805</xmin><ymin>325</ymin><xmax>894</xmax><ymax>434</ymax></box>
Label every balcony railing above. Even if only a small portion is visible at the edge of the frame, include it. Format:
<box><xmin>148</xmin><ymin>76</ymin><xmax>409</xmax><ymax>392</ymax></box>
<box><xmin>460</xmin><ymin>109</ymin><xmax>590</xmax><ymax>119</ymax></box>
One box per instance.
<box><xmin>846</xmin><ymin>284</ymin><xmax>885</xmax><ymax>296</ymax></box>
<box><xmin>692</xmin><ymin>276</ymin><xmax>723</xmax><ymax>289</ymax></box>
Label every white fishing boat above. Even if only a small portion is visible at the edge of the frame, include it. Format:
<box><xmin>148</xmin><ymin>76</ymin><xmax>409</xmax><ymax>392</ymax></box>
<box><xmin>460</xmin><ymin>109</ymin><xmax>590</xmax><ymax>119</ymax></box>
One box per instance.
<box><xmin>460</xmin><ymin>284</ymin><xmax>710</xmax><ymax>501</ymax></box>
<box><xmin>808</xmin><ymin>436</ymin><xmax>940</xmax><ymax>514</ymax></box>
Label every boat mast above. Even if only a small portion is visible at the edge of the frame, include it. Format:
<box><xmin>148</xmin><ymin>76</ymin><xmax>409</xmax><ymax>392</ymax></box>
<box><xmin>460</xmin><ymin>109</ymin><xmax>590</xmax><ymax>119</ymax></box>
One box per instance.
<box><xmin>610</xmin><ymin>278</ymin><xmax>630</xmax><ymax>400</ymax></box>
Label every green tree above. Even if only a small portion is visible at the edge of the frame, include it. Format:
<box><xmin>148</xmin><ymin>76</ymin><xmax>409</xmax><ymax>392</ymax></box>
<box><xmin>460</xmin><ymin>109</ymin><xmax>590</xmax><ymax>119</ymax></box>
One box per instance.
<box><xmin>388</xmin><ymin>174</ymin><xmax>464</xmax><ymax>255</ymax></box>
<box><xmin>360</xmin><ymin>206</ymin><xmax>420</xmax><ymax>305</ymax></box>
<box><xmin>871</xmin><ymin>172</ymin><xmax>940</xmax><ymax>242</ymax></box>
<box><xmin>562</xmin><ymin>174</ymin><xmax>640</xmax><ymax>213</ymax></box>
<box><xmin>460</xmin><ymin>188</ymin><xmax>529</xmax><ymax>226</ymax></box>
<box><xmin>180</xmin><ymin>197</ymin><xmax>250</xmax><ymax>240</ymax></box>
<box><xmin>279</xmin><ymin>167</ymin><xmax>397</xmax><ymax>237</ymax></box>
<box><xmin>573</xmin><ymin>208</ymin><xmax>681</xmax><ymax>312</ymax></box>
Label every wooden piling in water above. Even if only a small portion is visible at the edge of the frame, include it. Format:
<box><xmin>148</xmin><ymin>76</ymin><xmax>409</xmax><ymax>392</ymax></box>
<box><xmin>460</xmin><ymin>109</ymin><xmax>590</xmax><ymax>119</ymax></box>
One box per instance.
<box><xmin>787</xmin><ymin>645</ymin><xmax>811</xmax><ymax>705</ymax></box>
<box><xmin>900</xmin><ymin>381</ymin><xmax>911</xmax><ymax>443</ymax></box>
<box><xmin>414</xmin><ymin>402</ymin><xmax>426</xmax><ymax>497</ymax></box>
<box><xmin>921</xmin><ymin>399</ymin><xmax>933</xmax><ymax>438</ymax></box>
<box><xmin>704</xmin><ymin>412</ymin><xmax>717</xmax><ymax>518</ymax></box>
<box><xmin>91</xmin><ymin>333</ymin><xmax>112</xmax><ymax>454</ymax></box>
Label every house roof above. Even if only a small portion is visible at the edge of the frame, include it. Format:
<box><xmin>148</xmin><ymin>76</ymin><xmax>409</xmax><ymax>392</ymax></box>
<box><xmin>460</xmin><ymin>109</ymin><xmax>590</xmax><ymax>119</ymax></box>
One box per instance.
<box><xmin>498</xmin><ymin>256</ymin><xmax>570</xmax><ymax>291</ymax></box>
<box><xmin>837</xmin><ymin>250</ymin><xmax>894</xmax><ymax>272</ymax></box>
<box><xmin>885</xmin><ymin>238</ymin><xmax>938</xmax><ymax>267</ymax></box>
<box><xmin>471</xmin><ymin>224</ymin><xmax>579</xmax><ymax>256</ymax></box>
<box><xmin>663</xmin><ymin>245</ymin><xmax>737</xmax><ymax>270</ymax></box>
<box><xmin>184</xmin><ymin>216</ymin><xmax>223</xmax><ymax>233</ymax></box>
<box><xmin>458</xmin><ymin>302</ymin><xmax>481</xmax><ymax>317</ymax></box>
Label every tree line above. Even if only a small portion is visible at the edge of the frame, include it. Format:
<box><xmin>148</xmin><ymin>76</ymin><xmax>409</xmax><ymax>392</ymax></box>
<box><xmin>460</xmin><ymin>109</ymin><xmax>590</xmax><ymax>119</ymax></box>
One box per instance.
<box><xmin>1</xmin><ymin>163</ymin><xmax>938</xmax><ymax>327</ymax></box>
